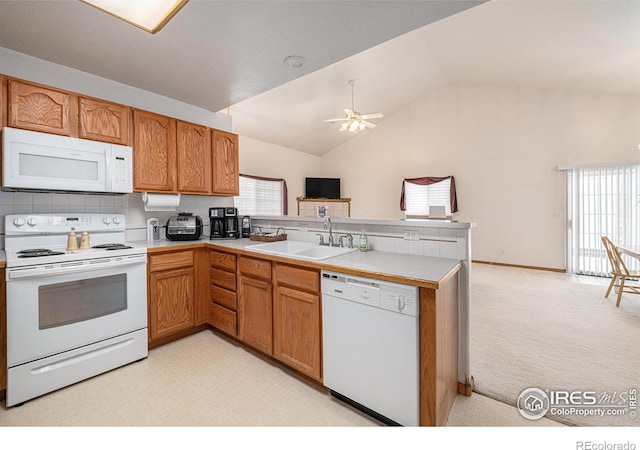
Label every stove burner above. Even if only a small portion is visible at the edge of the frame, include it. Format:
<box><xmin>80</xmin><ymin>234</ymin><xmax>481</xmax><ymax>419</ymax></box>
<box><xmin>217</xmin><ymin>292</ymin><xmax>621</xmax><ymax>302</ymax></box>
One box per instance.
<box><xmin>17</xmin><ymin>249</ymin><xmax>66</xmax><ymax>258</ymax></box>
<box><xmin>92</xmin><ymin>243</ymin><xmax>133</xmax><ymax>250</ymax></box>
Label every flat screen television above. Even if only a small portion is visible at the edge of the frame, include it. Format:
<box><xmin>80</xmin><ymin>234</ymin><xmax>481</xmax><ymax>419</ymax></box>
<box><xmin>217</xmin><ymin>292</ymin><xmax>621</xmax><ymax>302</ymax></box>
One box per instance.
<box><xmin>305</xmin><ymin>177</ymin><xmax>341</xmax><ymax>199</ymax></box>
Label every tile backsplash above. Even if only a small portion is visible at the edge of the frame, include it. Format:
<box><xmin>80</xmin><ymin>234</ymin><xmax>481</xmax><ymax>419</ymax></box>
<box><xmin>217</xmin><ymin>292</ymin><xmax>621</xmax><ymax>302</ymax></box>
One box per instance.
<box><xmin>0</xmin><ymin>191</ymin><xmax>234</xmax><ymax>244</ymax></box>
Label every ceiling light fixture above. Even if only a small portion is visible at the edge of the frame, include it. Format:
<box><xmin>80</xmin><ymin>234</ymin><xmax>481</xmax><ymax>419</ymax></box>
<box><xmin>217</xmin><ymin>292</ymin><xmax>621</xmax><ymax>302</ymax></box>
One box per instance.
<box><xmin>80</xmin><ymin>0</ymin><xmax>188</xmax><ymax>34</ymax></box>
<box><xmin>323</xmin><ymin>80</ymin><xmax>383</xmax><ymax>134</ymax></box>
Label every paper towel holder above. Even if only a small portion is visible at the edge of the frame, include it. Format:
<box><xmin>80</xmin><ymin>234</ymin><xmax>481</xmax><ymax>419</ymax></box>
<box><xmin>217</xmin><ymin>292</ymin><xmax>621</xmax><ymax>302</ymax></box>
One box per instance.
<box><xmin>142</xmin><ymin>192</ymin><xmax>181</xmax><ymax>211</ymax></box>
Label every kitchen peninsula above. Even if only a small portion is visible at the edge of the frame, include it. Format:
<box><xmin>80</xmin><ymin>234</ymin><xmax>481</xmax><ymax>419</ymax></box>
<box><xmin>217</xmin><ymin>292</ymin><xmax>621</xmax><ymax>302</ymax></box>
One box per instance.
<box><xmin>136</xmin><ymin>215</ymin><xmax>474</xmax><ymax>426</ymax></box>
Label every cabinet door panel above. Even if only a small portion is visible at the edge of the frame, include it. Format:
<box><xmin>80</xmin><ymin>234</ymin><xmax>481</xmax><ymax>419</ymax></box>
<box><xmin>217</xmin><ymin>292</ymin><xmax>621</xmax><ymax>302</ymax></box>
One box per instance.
<box><xmin>238</xmin><ymin>275</ymin><xmax>273</xmax><ymax>354</ymax></box>
<box><xmin>8</xmin><ymin>79</ymin><xmax>73</xmax><ymax>136</ymax></box>
<box><xmin>273</xmin><ymin>285</ymin><xmax>321</xmax><ymax>381</ymax></box>
<box><xmin>133</xmin><ymin>110</ymin><xmax>176</xmax><ymax>192</ymax></box>
<box><xmin>211</xmin><ymin>130</ymin><xmax>239</xmax><ymax>195</ymax></box>
<box><xmin>177</xmin><ymin>121</ymin><xmax>211</xmax><ymax>193</ymax></box>
<box><xmin>79</xmin><ymin>97</ymin><xmax>130</xmax><ymax>145</ymax></box>
<box><xmin>149</xmin><ymin>267</ymin><xmax>195</xmax><ymax>340</ymax></box>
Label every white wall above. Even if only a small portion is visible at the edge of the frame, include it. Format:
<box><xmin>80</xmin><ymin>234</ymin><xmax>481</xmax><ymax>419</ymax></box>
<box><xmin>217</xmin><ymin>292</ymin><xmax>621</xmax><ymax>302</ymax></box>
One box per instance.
<box><xmin>0</xmin><ymin>47</ymin><xmax>231</xmax><ymax>130</ymax></box>
<box><xmin>238</xmin><ymin>136</ymin><xmax>321</xmax><ymax>214</ymax></box>
<box><xmin>320</xmin><ymin>84</ymin><xmax>640</xmax><ymax>270</ymax></box>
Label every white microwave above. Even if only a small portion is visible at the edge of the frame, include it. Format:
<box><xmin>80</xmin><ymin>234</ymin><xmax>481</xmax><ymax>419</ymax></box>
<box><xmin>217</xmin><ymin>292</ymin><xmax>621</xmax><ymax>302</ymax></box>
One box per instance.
<box><xmin>2</xmin><ymin>127</ymin><xmax>133</xmax><ymax>194</ymax></box>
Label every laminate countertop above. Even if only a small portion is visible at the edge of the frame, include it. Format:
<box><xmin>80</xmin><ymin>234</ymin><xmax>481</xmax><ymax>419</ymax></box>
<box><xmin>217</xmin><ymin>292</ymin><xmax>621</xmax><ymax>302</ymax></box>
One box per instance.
<box><xmin>134</xmin><ymin>238</ymin><xmax>461</xmax><ymax>290</ymax></box>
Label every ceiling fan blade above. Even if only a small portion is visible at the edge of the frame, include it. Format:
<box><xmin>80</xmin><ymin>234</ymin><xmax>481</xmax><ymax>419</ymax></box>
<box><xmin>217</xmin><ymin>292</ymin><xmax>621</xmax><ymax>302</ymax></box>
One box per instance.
<box><xmin>362</xmin><ymin>120</ymin><xmax>376</xmax><ymax>129</ymax></box>
<box><xmin>323</xmin><ymin>118</ymin><xmax>350</xmax><ymax>123</ymax></box>
<box><xmin>360</xmin><ymin>113</ymin><xmax>383</xmax><ymax>120</ymax></box>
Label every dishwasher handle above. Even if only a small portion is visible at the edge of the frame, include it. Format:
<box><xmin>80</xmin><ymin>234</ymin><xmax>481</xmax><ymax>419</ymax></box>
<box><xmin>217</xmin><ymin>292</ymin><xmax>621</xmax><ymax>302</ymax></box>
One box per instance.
<box><xmin>346</xmin><ymin>278</ymin><xmax>380</xmax><ymax>290</ymax></box>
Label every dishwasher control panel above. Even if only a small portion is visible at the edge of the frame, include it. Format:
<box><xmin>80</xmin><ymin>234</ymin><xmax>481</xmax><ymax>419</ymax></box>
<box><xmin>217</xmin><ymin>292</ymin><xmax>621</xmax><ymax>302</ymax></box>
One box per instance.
<box><xmin>321</xmin><ymin>271</ymin><xmax>418</xmax><ymax>316</ymax></box>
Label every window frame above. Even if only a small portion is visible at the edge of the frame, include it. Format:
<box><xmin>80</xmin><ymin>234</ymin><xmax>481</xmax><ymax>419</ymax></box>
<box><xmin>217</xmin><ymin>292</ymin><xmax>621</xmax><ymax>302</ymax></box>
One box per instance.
<box><xmin>400</xmin><ymin>176</ymin><xmax>458</xmax><ymax>217</ymax></box>
<box><xmin>233</xmin><ymin>174</ymin><xmax>288</xmax><ymax>216</ymax></box>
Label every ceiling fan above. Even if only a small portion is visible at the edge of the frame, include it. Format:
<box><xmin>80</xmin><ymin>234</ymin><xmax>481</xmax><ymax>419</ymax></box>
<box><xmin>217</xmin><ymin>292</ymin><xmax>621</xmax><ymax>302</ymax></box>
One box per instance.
<box><xmin>323</xmin><ymin>79</ymin><xmax>383</xmax><ymax>133</ymax></box>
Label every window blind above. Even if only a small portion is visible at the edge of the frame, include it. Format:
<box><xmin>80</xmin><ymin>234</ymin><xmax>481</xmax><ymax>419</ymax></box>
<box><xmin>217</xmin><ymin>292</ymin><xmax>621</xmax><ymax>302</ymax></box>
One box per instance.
<box><xmin>404</xmin><ymin>178</ymin><xmax>452</xmax><ymax>216</ymax></box>
<box><xmin>567</xmin><ymin>165</ymin><xmax>640</xmax><ymax>276</ymax></box>
<box><xmin>234</xmin><ymin>176</ymin><xmax>284</xmax><ymax>216</ymax></box>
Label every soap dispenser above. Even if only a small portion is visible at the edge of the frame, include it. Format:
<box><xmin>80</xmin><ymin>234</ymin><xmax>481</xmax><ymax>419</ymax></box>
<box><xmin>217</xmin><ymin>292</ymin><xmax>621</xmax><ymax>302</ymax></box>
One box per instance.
<box><xmin>359</xmin><ymin>229</ymin><xmax>369</xmax><ymax>252</ymax></box>
<box><xmin>147</xmin><ymin>218</ymin><xmax>160</xmax><ymax>242</ymax></box>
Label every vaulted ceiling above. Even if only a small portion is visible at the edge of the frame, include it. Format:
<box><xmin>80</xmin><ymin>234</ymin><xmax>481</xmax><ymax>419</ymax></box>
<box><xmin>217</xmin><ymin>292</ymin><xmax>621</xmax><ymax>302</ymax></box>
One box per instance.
<box><xmin>0</xmin><ymin>1</ymin><xmax>638</xmax><ymax>156</ymax></box>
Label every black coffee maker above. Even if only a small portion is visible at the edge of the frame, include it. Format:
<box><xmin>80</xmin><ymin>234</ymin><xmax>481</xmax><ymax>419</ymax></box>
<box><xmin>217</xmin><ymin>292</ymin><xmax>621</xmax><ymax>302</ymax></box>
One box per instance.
<box><xmin>209</xmin><ymin>207</ymin><xmax>240</xmax><ymax>239</ymax></box>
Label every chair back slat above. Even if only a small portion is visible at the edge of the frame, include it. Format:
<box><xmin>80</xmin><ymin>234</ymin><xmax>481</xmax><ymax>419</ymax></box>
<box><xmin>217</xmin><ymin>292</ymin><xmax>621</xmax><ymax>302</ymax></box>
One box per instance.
<box><xmin>602</xmin><ymin>236</ymin><xmax>630</xmax><ymax>276</ymax></box>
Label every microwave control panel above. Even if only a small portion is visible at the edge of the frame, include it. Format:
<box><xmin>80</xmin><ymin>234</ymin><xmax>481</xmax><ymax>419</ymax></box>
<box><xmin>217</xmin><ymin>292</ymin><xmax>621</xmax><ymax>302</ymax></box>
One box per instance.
<box><xmin>109</xmin><ymin>145</ymin><xmax>133</xmax><ymax>193</ymax></box>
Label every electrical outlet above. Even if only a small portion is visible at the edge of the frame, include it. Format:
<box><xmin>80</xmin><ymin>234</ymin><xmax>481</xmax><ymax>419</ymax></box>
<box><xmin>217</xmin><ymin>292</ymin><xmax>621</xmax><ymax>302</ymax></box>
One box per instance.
<box><xmin>403</xmin><ymin>230</ymin><xmax>420</xmax><ymax>241</ymax></box>
<box><xmin>298</xmin><ymin>223</ymin><xmax>308</xmax><ymax>232</ymax></box>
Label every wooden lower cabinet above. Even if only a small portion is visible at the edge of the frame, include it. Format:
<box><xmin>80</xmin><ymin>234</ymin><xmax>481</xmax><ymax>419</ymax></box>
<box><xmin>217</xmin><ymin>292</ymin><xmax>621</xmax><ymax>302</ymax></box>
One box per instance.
<box><xmin>148</xmin><ymin>250</ymin><xmax>196</xmax><ymax>342</ymax></box>
<box><xmin>209</xmin><ymin>250</ymin><xmax>238</xmax><ymax>337</ymax></box>
<box><xmin>237</xmin><ymin>274</ymin><xmax>273</xmax><ymax>354</ymax></box>
<box><xmin>273</xmin><ymin>285</ymin><xmax>321</xmax><ymax>381</ymax></box>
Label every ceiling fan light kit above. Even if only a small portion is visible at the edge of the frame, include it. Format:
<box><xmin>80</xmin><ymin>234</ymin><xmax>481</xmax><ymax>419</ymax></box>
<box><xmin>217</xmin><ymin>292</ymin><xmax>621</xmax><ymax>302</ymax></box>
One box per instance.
<box><xmin>324</xmin><ymin>79</ymin><xmax>383</xmax><ymax>134</ymax></box>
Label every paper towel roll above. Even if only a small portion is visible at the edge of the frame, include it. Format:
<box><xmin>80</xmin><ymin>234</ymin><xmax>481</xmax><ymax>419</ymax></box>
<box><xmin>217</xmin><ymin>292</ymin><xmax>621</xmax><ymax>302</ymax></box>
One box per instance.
<box><xmin>142</xmin><ymin>192</ymin><xmax>181</xmax><ymax>211</ymax></box>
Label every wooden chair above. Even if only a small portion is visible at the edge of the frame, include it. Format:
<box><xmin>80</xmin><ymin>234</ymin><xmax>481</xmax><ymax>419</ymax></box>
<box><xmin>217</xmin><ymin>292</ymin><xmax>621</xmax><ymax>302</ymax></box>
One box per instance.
<box><xmin>601</xmin><ymin>236</ymin><xmax>640</xmax><ymax>307</ymax></box>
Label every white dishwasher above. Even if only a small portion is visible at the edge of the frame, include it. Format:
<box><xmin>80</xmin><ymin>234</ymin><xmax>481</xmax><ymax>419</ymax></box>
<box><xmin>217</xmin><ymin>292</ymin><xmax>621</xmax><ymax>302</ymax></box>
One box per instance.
<box><xmin>321</xmin><ymin>270</ymin><xmax>419</xmax><ymax>426</ymax></box>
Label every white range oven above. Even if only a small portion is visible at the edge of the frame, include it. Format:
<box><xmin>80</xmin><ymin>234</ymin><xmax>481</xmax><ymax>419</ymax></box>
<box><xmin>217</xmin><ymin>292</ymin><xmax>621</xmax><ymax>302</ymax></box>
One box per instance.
<box><xmin>4</xmin><ymin>213</ymin><xmax>148</xmax><ymax>407</ymax></box>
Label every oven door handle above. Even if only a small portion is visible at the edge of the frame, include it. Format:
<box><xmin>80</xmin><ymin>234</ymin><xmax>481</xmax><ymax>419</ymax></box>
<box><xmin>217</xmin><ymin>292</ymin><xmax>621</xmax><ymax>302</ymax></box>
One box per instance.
<box><xmin>6</xmin><ymin>254</ymin><xmax>147</xmax><ymax>280</ymax></box>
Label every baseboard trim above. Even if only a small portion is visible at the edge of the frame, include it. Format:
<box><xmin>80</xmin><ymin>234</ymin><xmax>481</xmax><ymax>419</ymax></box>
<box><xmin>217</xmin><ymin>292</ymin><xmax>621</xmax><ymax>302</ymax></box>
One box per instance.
<box><xmin>472</xmin><ymin>260</ymin><xmax>566</xmax><ymax>273</ymax></box>
<box><xmin>458</xmin><ymin>376</ymin><xmax>474</xmax><ymax>397</ymax></box>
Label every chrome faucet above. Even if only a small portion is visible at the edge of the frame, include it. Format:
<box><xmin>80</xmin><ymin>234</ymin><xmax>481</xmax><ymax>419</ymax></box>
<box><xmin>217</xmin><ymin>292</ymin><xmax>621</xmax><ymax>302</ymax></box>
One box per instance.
<box><xmin>339</xmin><ymin>234</ymin><xmax>354</xmax><ymax>248</ymax></box>
<box><xmin>324</xmin><ymin>217</ymin><xmax>335</xmax><ymax>247</ymax></box>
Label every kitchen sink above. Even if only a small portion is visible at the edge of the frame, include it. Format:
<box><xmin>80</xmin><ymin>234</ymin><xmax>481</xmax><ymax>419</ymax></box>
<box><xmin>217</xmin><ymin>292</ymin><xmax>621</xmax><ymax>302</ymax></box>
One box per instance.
<box><xmin>249</xmin><ymin>240</ymin><xmax>358</xmax><ymax>261</ymax></box>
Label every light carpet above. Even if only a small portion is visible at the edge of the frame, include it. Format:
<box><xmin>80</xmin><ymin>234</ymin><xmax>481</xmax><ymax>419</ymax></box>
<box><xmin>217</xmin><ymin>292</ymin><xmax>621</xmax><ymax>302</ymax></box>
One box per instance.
<box><xmin>470</xmin><ymin>263</ymin><xmax>640</xmax><ymax>426</ymax></box>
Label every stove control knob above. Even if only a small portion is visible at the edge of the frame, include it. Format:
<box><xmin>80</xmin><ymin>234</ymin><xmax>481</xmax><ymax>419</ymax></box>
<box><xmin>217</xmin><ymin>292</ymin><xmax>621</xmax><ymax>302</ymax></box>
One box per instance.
<box><xmin>112</xmin><ymin>216</ymin><xmax>121</xmax><ymax>225</ymax></box>
<box><xmin>103</xmin><ymin>217</ymin><xmax>112</xmax><ymax>225</ymax></box>
<box><xmin>27</xmin><ymin>217</ymin><xmax>38</xmax><ymax>227</ymax></box>
<box><xmin>12</xmin><ymin>217</ymin><xmax>25</xmax><ymax>227</ymax></box>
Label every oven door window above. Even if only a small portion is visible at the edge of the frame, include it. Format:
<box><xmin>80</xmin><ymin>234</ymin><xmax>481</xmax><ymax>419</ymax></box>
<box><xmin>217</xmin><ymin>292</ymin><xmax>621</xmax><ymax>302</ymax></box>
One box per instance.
<box><xmin>38</xmin><ymin>274</ymin><xmax>127</xmax><ymax>329</ymax></box>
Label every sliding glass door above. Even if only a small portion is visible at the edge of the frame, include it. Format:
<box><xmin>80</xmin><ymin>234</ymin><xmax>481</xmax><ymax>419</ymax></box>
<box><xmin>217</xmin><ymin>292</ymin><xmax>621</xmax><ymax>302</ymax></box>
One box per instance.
<box><xmin>567</xmin><ymin>165</ymin><xmax>640</xmax><ymax>276</ymax></box>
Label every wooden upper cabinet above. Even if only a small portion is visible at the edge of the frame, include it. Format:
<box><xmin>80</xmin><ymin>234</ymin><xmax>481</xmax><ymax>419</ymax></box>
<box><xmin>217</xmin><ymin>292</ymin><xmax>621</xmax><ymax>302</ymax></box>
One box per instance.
<box><xmin>79</xmin><ymin>97</ymin><xmax>130</xmax><ymax>145</ymax></box>
<box><xmin>8</xmin><ymin>79</ymin><xmax>76</xmax><ymax>136</ymax></box>
<box><xmin>177</xmin><ymin>121</ymin><xmax>211</xmax><ymax>194</ymax></box>
<box><xmin>1</xmin><ymin>76</ymin><xmax>6</xmax><ymax>129</ymax></box>
<box><xmin>133</xmin><ymin>109</ymin><xmax>177</xmax><ymax>192</ymax></box>
<box><xmin>211</xmin><ymin>129</ymin><xmax>239</xmax><ymax>195</ymax></box>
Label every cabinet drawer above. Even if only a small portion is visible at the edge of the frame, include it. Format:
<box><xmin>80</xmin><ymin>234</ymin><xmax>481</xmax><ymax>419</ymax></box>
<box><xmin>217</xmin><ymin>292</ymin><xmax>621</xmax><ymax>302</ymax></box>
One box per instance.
<box><xmin>210</xmin><ymin>250</ymin><xmax>237</xmax><ymax>271</ymax></box>
<box><xmin>211</xmin><ymin>284</ymin><xmax>237</xmax><ymax>310</ymax></box>
<box><xmin>239</xmin><ymin>256</ymin><xmax>271</xmax><ymax>280</ymax></box>
<box><xmin>211</xmin><ymin>268</ymin><xmax>236</xmax><ymax>291</ymax></box>
<box><xmin>209</xmin><ymin>303</ymin><xmax>237</xmax><ymax>337</ymax></box>
<box><xmin>275</xmin><ymin>264</ymin><xmax>319</xmax><ymax>293</ymax></box>
<box><xmin>149</xmin><ymin>250</ymin><xmax>193</xmax><ymax>272</ymax></box>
